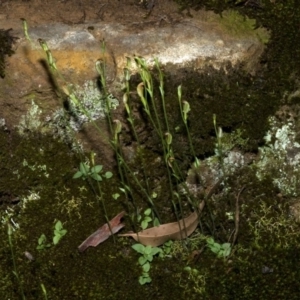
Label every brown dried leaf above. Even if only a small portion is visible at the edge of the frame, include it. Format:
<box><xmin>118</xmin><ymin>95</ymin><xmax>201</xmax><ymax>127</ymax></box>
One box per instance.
<box><xmin>119</xmin><ymin>201</ymin><xmax>205</xmax><ymax>246</ymax></box>
<box><xmin>78</xmin><ymin>211</ymin><xmax>125</xmax><ymax>252</ymax></box>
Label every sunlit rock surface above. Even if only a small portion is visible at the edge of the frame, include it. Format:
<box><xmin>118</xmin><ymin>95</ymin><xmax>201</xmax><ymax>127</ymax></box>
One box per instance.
<box><xmin>0</xmin><ymin>9</ymin><xmax>268</xmax><ymax>126</ymax></box>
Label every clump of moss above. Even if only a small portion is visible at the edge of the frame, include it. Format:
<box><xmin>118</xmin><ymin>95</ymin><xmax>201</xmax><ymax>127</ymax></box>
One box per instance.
<box><xmin>216</xmin><ymin>9</ymin><xmax>270</xmax><ymax>43</ymax></box>
<box><xmin>0</xmin><ymin>28</ymin><xmax>17</xmax><ymax>78</ymax></box>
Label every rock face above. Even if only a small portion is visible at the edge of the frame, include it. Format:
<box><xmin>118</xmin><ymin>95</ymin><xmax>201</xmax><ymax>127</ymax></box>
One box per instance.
<box><xmin>0</xmin><ymin>8</ymin><xmax>268</xmax><ymax>127</ymax></box>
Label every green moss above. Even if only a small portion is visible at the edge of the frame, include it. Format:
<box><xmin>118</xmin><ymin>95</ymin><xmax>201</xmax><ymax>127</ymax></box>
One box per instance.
<box><xmin>0</xmin><ymin>127</ymin><xmax>187</xmax><ymax>298</ymax></box>
<box><xmin>165</xmin><ymin>169</ymin><xmax>300</xmax><ymax>299</ymax></box>
<box><xmin>210</xmin><ymin>9</ymin><xmax>270</xmax><ymax>43</ymax></box>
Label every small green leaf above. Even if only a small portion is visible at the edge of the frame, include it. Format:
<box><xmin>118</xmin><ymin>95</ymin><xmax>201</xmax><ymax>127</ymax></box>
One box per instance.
<box><xmin>141</xmin><ymin>220</ymin><xmax>148</xmax><ymax>230</ymax></box>
<box><xmin>150</xmin><ymin>247</ymin><xmax>162</xmax><ymax>256</ymax></box>
<box><xmin>206</xmin><ymin>237</ymin><xmax>214</xmax><ymax>245</ymax></box>
<box><xmin>210</xmin><ymin>244</ymin><xmax>221</xmax><ymax>254</ymax></box>
<box><xmin>53</xmin><ymin>235</ymin><xmax>61</xmax><ymax>245</ymax></box>
<box><xmin>144</xmin><ymin>208</ymin><xmax>152</xmax><ymax>216</ymax></box>
<box><xmin>105</xmin><ymin>171</ymin><xmax>113</xmax><ymax>179</ymax></box>
<box><xmin>142</xmin><ymin>275</ymin><xmax>152</xmax><ymax>284</ymax></box>
<box><xmin>222</xmin><ymin>243</ymin><xmax>231</xmax><ymax>257</ymax></box>
<box><xmin>60</xmin><ymin>229</ymin><xmax>67</xmax><ymax>236</ymax></box>
<box><xmin>138</xmin><ymin>256</ymin><xmax>147</xmax><ymax>266</ymax></box>
<box><xmin>144</xmin><ymin>246</ymin><xmax>153</xmax><ymax>255</ymax></box>
<box><xmin>91</xmin><ymin>165</ymin><xmax>103</xmax><ymax>174</ymax></box>
<box><xmin>73</xmin><ymin>171</ymin><xmax>82</xmax><ymax>179</ymax></box>
<box><xmin>54</xmin><ymin>230</ymin><xmax>61</xmax><ymax>236</ymax></box>
<box><xmin>222</xmin><ymin>243</ymin><xmax>231</xmax><ymax>250</ymax></box>
<box><xmin>151</xmin><ymin>192</ymin><xmax>157</xmax><ymax>199</ymax></box>
<box><xmin>217</xmin><ymin>250</ymin><xmax>225</xmax><ymax>258</ymax></box>
<box><xmin>91</xmin><ymin>173</ymin><xmax>102</xmax><ymax>181</ymax></box>
<box><xmin>55</xmin><ymin>221</ymin><xmax>62</xmax><ymax>231</ymax></box>
<box><xmin>144</xmin><ymin>216</ymin><xmax>152</xmax><ymax>223</ymax></box>
<box><xmin>163</xmin><ymin>248</ymin><xmax>170</xmax><ymax>255</ymax></box>
<box><xmin>112</xmin><ymin>193</ymin><xmax>120</xmax><ymax>200</ymax></box>
<box><xmin>164</xmin><ymin>240</ymin><xmax>173</xmax><ymax>247</ymax></box>
<box><xmin>137</xmin><ymin>214</ymin><xmax>142</xmax><ymax>222</ymax></box>
<box><xmin>192</xmin><ymin>268</ymin><xmax>199</xmax><ymax>275</ymax></box>
<box><xmin>138</xmin><ymin>276</ymin><xmax>145</xmax><ymax>285</ymax></box>
<box><xmin>79</xmin><ymin>163</ymin><xmax>89</xmax><ymax>176</ymax></box>
<box><xmin>142</xmin><ymin>262</ymin><xmax>150</xmax><ymax>272</ymax></box>
<box><xmin>139</xmin><ymin>276</ymin><xmax>149</xmax><ymax>285</ymax></box>
<box><xmin>38</xmin><ymin>234</ymin><xmax>46</xmax><ymax>245</ymax></box>
<box><xmin>145</xmin><ymin>254</ymin><xmax>153</xmax><ymax>262</ymax></box>
<box><xmin>153</xmin><ymin>218</ymin><xmax>160</xmax><ymax>227</ymax></box>
<box><xmin>132</xmin><ymin>243</ymin><xmax>145</xmax><ymax>254</ymax></box>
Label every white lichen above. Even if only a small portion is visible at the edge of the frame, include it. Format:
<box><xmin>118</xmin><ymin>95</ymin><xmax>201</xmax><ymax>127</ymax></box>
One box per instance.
<box><xmin>66</xmin><ymin>80</ymin><xmax>119</xmax><ymax>131</ymax></box>
<box><xmin>186</xmin><ymin>129</ymin><xmax>249</xmax><ymax>192</ymax></box>
<box><xmin>16</xmin><ymin>100</ymin><xmax>43</xmax><ymax>135</ymax></box>
<box><xmin>15</xmin><ymin>81</ymin><xmax>119</xmax><ymax>149</ymax></box>
<box><xmin>255</xmin><ymin>116</ymin><xmax>300</xmax><ymax>196</ymax></box>
<box><xmin>0</xmin><ymin>118</ymin><xmax>6</xmax><ymax>128</ymax></box>
<box><xmin>49</xmin><ymin>80</ymin><xmax>118</xmax><ymax>137</ymax></box>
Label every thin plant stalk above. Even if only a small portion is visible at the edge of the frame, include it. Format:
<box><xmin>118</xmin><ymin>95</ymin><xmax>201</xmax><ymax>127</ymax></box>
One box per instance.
<box><xmin>154</xmin><ymin>60</ymin><xmax>198</xmax><ymax>214</ymax></box>
<box><xmin>89</xmin><ymin>152</ymin><xmax>115</xmax><ymax>241</ymax></box>
<box><xmin>7</xmin><ymin>224</ymin><xmax>26</xmax><ymax>300</ymax></box>
<box><xmin>123</xmin><ymin>67</ymin><xmax>151</xmax><ymax>195</ymax></box>
<box><xmin>112</xmin><ymin>119</ymin><xmax>140</xmax><ymax>233</ymax></box>
<box><xmin>135</xmin><ymin>57</ymin><xmax>163</xmax><ymax>139</ymax></box>
<box><xmin>177</xmin><ymin>85</ymin><xmax>198</xmax><ymax>162</ymax></box>
<box><xmin>176</xmin><ymin>85</ymin><xmax>203</xmax><ymax>211</ymax></box>
<box><xmin>116</xmin><ymin>151</ymin><xmax>161</xmax><ymax>222</ymax></box>
<box><xmin>135</xmin><ymin>59</ymin><xmax>192</xmax><ymax>233</ymax></box>
<box><xmin>213</xmin><ymin>114</ymin><xmax>226</xmax><ymax>180</ymax></box>
<box><xmin>95</xmin><ymin>51</ymin><xmax>141</xmax><ymax>218</ymax></box>
<box><xmin>154</xmin><ymin>58</ymin><xmax>170</xmax><ymax>133</ymax></box>
<box><xmin>41</xmin><ymin>283</ymin><xmax>48</xmax><ymax>300</ymax></box>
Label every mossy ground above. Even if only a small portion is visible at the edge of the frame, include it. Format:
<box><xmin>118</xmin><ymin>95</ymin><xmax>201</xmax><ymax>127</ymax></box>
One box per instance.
<box><xmin>1</xmin><ymin>0</ymin><xmax>300</xmax><ymax>299</ymax></box>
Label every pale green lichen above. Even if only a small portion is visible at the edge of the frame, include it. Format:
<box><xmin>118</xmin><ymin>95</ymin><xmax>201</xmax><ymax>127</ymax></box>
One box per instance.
<box><xmin>65</xmin><ymin>80</ymin><xmax>119</xmax><ymax>131</ymax></box>
<box><xmin>0</xmin><ymin>118</ymin><xmax>6</xmax><ymax>128</ymax></box>
<box><xmin>22</xmin><ymin>158</ymin><xmax>50</xmax><ymax>178</ymax></box>
<box><xmin>16</xmin><ymin>100</ymin><xmax>43</xmax><ymax>135</ymax></box>
<box><xmin>1</xmin><ymin>191</ymin><xmax>40</xmax><ymax>230</ymax></box>
<box><xmin>255</xmin><ymin>116</ymin><xmax>300</xmax><ymax>196</ymax></box>
<box><xmin>187</xmin><ymin>128</ymin><xmax>249</xmax><ymax>188</ymax></box>
<box><xmin>188</xmin><ymin>116</ymin><xmax>300</xmax><ymax>198</ymax></box>
<box><xmin>16</xmin><ymin>81</ymin><xmax>119</xmax><ymax>144</ymax></box>
<box><xmin>48</xmin><ymin>80</ymin><xmax>119</xmax><ymax>147</ymax></box>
